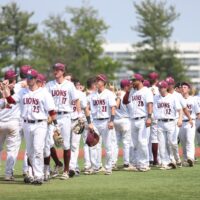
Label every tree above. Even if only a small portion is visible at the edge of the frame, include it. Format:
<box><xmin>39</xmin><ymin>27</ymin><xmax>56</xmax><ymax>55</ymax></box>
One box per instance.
<box><xmin>32</xmin><ymin>3</ymin><xmax>119</xmax><ymax>82</ymax></box>
<box><xmin>0</xmin><ymin>2</ymin><xmax>37</xmax><ymax>73</ymax></box>
<box><xmin>132</xmin><ymin>0</ymin><xmax>186</xmax><ymax>81</ymax></box>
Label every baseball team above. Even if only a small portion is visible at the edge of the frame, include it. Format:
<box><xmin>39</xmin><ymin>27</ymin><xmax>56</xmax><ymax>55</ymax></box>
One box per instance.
<box><xmin>0</xmin><ymin>63</ymin><xmax>200</xmax><ymax>185</ymax></box>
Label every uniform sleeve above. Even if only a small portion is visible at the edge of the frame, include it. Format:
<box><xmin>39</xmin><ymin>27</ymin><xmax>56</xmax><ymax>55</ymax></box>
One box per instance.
<box><xmin>69</xmin><ymin>83</ymin><xmax>79</xmax><ymax>101</ymax></box>
<box><xmin>80</xmin><ymin>92</ymin><xmax>87</xmax><ymax>109</ymax></box>
<box><xmin>43</xmin><ymin>89</ymin><xmax>56</xmax><ymax>111</ymax></box>
<box><xmin>108</xmin><ymin>91</ymin><xmax>117</xmax><ymax>107</ymax></box>
<box><xmin>145</xmin><ymin>89</ymin><xmax>154</xmax><ymax>103</ymax></box>
<box><xmin>174</xmin><ymin>97</ymin><xmax>182</xmax><ymax>111</ymax></box>
<box><xmin>179</xmin><ymin>94</ymin><xmax>187</xmax><ymax>108</ymax></box>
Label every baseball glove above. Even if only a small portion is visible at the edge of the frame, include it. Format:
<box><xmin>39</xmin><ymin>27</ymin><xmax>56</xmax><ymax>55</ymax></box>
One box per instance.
<box><xmin>53</xmin><ymin>128</ymin><xmax>64</xmax><ymax>147</ymax></box>
<box><xmin>72</xmin><ymin>118</ymin><xmax>85</xmax><ymax>134</ymax></box>
<box><xmin>86</xmin><ymin>129</ymin><xmax>99</xmax><ymax>147</ymax></box>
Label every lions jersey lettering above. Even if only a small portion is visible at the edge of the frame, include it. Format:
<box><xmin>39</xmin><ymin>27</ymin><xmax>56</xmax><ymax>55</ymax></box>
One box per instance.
<box><xmin>154</xmin><ymin>93</ymin><xmax>181</xmax><ymax>120</ymax></box>
<box><xmin>88</xmin><ymin>89</ymin><xmax>116</xmax><ymax>119</ymax></box>
<box><xmin>46</xmin><ymin>80</ymin><xmax>78</xmax><ymax>112</ymax></box>
<box><xmin>128</xmin><ymin>87</ymin><xmax>153</xmax><ymax>118</ymax></box>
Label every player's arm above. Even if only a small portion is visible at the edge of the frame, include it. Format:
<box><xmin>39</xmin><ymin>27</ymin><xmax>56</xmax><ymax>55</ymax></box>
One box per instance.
<box><xmin>108</xmin><ymin>106</ymin><xmax>115</xmax><ymax>129</ymax></box>
<box><xmin>146</xmin><ymin>102</ymin><xmax>153</xmax><ymax>127</ymax></box>
<box><xmin>74</xmin><ymin>99</ymin><xmax>82</xmax><ymax>117</ymax></box>
<box><xmin>85</xmin><ymin>104</ymin><xmax>94</xmax><ymax>130</ymax></box>
<box><xmin>177</xmin><ymin>109</ymin><xmax>183</xmax><ymax>127</ymax></box>
<box><xmin>183</xmin><ymin>107</ymin><xmax>193</xmax><ymax>127</ymax></box>
<box><xmin>115</xmin><ymin>90</ymin><xmax>121</xmax><ymax>108</ymax></box>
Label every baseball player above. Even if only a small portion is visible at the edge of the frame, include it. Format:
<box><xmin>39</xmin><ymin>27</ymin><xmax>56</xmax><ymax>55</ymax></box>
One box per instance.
<box><xmin>123</xmin><ymin>73</ymin><xmax>153</xmax><ymax>172</ymax></box>
<box><xmin>85</xmin><ymin>74</ymin><xmax>116</xmax><ymax>175</ymax></box>
<box><xmin>154</xmin><ymin>80</ymin><xmax>182</xmax><ymax>169</ymax></box>
<box><xmin>3</xmin><ymin>68</ymin><xmax>57</xmax><ymax>185</ymax></box>
<box><xmin>69</xmin><ymin>78</ymin><xmax>87</xmax><ymax>176</ymax></box>
<box><xmin>0</xmin><ymin>70</ymin><xmax>21</xmax><ymax>181</ymax></box>
<box><xmin>148</xmin><ymin>72</ymin><xmax>160</xmax><ymax>166</ymax></box>
<box><xmin>166</xmin><ymin>77</ymin><xmax>193</xmax><ymax>166</ymax></box>
<box><xmin>179</xmin><ymin>82</ymin><xmax>200</xmax><ymax>166</ymax></box>
<box><xmin>46</xmin><ymin>63</ymin><xmax>81</xmax><ymax>180</ymax></box>
<box><xmin>112</xmin><ymin>79</ymin><xmax>131</xmax><ymax>170</ymax></box>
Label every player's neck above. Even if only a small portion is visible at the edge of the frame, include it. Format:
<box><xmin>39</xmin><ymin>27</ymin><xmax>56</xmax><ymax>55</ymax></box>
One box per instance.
<box><xmin>29</xmin><ymin>84</ymin><xmax>39</xmax><ymax>91</ymax></box>
<box><xmin>161</xmin><ymin>92</ymin><xmax>168</xmax><ymax>97</ymax></box>
<box><xmin>56</xmin><ymin>76</ymin><xmax>65</xmax><ymax>84</ymax></box>
<box><xmin>168</xmin><ymin>88</ymin><xmax>174</xmax><ymax>94</ymax></box>
<box><xmin>183</xmin><ymin>93</ymin><xmax>189</xmax><ymax>99</ymax></box>
<box><xmin>136</xmin><ymin>84</ymin><xmax>143</xmax><ymax>90</ymax></box>
<box><xmin>98</xmin><ymin>86</ymin><xmax>105</xmax><ymax>93</ymax></box>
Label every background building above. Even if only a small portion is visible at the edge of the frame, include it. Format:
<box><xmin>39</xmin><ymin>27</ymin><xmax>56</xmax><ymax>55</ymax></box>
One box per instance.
<box><xmin>103</xmin><ymin>42</ymin><xmax>200</xmax><ymax>90</ymax></box>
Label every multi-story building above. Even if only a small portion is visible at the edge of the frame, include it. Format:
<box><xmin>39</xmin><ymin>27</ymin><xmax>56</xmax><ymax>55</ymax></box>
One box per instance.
<box><xmin>102</xmin><ymin>42</ymin><xmax>200</xmax><ymax>90</ymax></box>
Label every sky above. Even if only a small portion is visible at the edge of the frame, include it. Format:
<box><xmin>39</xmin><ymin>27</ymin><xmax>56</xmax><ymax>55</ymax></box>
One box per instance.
<box><xmin>0</xmin><ymin>0</ymin><xmax>200</xmax><ymax>43</ymax></box>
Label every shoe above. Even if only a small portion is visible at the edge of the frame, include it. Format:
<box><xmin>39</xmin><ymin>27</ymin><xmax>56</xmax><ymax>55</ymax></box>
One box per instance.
<box><xmin>24</xmin><ymin>175</ymin><xmax>34</xmax><ymax>184</ymax></box>
<box><xmin>69</xmin><ymin>170</ymin><xmax>75</xmax><ymax>178</ymax></box>
<box><xmin>51</xmin><ymin>165</ymin><xmax>63</xmax><ymax>178</ymax></box>
<box><xmin>168</xmin><ymin>162</ymin><xmax>177</xmax><ymax>169</ymax></box>
<box><xmin>44</xmin><ymin>173</ymin><xmax>50</xmax><ymax>181</ymax></box>
<box><xmin>159</xmin><ymin>165</ymin><xmax>172</xmax><ymax>170</ymax></box>
<box><xmin>152</xmin><ymin>161</ymin><xmax>159</xmax><ymax>167</ymax></box>
<box><xmin>176</xmin><ymin>161</ymin><xmax>182</xmax><ymax>168</ymax></box>
<box><xmin>104</xmin><ymin>170</ymin><xmax>112</xmax><ymax>175</ymax></box>
<box><xmin>112</xmin><ymin>164</ymin><xmax>118</xmax><ymax>170</ymax></box>
<box><xmin>195</xmin><ymin>157</ymin><xmax>198</xmax><ymax>162</ymax></box>
<box><xmin>33</xmin><ymin>178</ymin><xmax>43</xmax><ymax>185</ymax></box>
<box><xmin>123</xmin><ymin>164</ymin><xmax>138</xmax><ymax>171</ymax></box>
<box><xmin>187</xmin><ymin>159</ymin><xmax>194</xmax><ymax>167</ymax></box>
<box><xmin>84</xmin><ymin>167</ymin><xmax>94</xmax><ymax>175</ymax></box>
<box><xmin>98</xmin><ymin>166</ymin><xmax>106</xmax><ymax>172</ymax></box>
<box><xmin>4</xmin><ymin>175</ymin><xmax>15</xmax><ymax>181</ymax></box>
<box><xmin>75</xmin><ymin>170</ymin><xmax>80</xmax><ymax>176</ymax></box>
<box><xmin>138</xmin><ymin>167</ymin><xmax>151</xmax><ymax>172</ymax></box>
<box><xmin>60</xmin><ymin>172</ymin><xmax>69</xmax><ymax>180</ymax></box>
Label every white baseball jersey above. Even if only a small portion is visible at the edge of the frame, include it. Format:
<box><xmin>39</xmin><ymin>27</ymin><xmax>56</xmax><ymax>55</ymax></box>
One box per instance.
<box><xmin>149</xmin><ymin>85</ymin><xmax>159</xmax><ymax>96</ymax></box>
<box><xmin>14</xmin><ymin>80</ymin><xmax>27</xmax><ymax>94</ymax></box>
<box><xmin>87</xmin><ymin>88</ymin><xmax>116</xmax><ymax>119</ymax></box>
<box><xmin>46</xmin><ymin>80</ymin><xmax>78</xmax><ymax>112</ymax></box>
<box><xmin>172</xmin><ymin>91</ymin><xmax>187</xmax><ymax>108</ymax></box>
<box><xmin>128</xmin><ymin>87</ymin><xmax>153</xmax><ymax>118</ymax></box>
<box><xmin>115</xmin><ymin>91</ymin><xmax>130</xmax><ymax>119</ymax></box>
<box><xmin>0</xmin><ymin>99</ymin><xmax>20</xmax><ymax>122</ymax></box>
<box><xmin>12</xmin><ymin>87</ymin><xmax>55</xmax><ymax>120</ymax></box>
<box><xmin>182</xmin><ymin>96</ymin><xmax>200</xmax><ymax>120</ymax></box>
<box><xmin>71</xmin><ymin>90</ymin><xmax>87</xmax><ymax>120</ymax></box>
<box><xmin>154</xmin><ymin>93</ymin><xmax>181</xmax><ymax>120</ymax></box>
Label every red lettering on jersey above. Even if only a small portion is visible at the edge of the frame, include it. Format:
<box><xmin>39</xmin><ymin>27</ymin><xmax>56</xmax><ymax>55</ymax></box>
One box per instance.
<box><xmin>157</xmin><ymin>102</ymin><xmax>170</xmax><ymax>108</ymax></box>
<box><xmin>132</xmin><ymin>95</ymin><xmax>141</xmax><ymax>101</ymax></box>
<box><xmin>93</xmin><ymin>99</ymin><xmax>106</xmax><ymax>106</ymax></box>
<box><xmin>23</xmin><ymin>98</ymin><xmax>39</xmax><ymax>105</ymax></box>
<box><xmin>52</xmin><ymin>90</ymin><xmax>67</xmax><ymax>97</ymax></box>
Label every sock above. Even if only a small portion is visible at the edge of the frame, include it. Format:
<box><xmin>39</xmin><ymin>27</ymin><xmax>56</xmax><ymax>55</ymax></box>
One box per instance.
<box><xmin>152</xmin><ymin>143</ymin><xmax>158</xmax><ymax>164</ymax></box>
<box><xmin>50</xmin><ymin>147</ymin><xmax>62</xmax><ymax>166</ymax></box>
<box><xmin>63</xmin><ymin>149</ymin><xmax>71</xmax><ymax>172</ymax></box>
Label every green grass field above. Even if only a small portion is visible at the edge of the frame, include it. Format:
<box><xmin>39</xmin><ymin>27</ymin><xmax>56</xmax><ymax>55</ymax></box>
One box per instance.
<box><xmin>0</xmin><ymin>157</ymin><xmax>200</xmax><ymax>200</ymax></box>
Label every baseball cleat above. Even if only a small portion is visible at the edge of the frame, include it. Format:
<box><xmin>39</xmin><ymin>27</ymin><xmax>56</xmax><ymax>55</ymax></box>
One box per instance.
<box><xmin>60</xmin><ymin>172</ymin><xmax>69</xmax><ymax>180</ymax></box>
<box><xmin>68</xmin><ymin>169</ymin><xmax>76</xmax><ymax>178</ymax></box>
<box><xmin>51</xmin><ymin>165</ymin><xmax>63</xmax><ymax>178</ymax></box>
<box><xmin>24</xmin><ymin>175</ymin><xmax>34</xmax><ymax>184</ymax></box>
<box><xmin>187</xmin><ymin>159</ymin><xmax>194</xmax><ymax>167</ymax></box>
<box><xmin>176</xmin><ymin>161</ymin><xmax>182</xmax><ymax>168</ymax></box>
<box><xmin>33</xmin><ymin>178</ymin><xmax>43</xmax><ymax>185</ymax></box>
<box><xmin>4</xmin><ymin>175</ymin><xmax>15</xmax><ymax>181</ymax></box>
<box><xmin>138</xmin><ymin>167</ymin><xmax>151</xmax><ymax>172</ymax></box>
<box><xmin>104</xmin><ymin>170</ymin><xmax>112</xmax><ymax>175</ymax></box>
<box><xmin>123</xmin><ymin>164</ymin><xmax>138</xmax><ymax>171</ymax></box>
<box><xmin>168</xmin><ymin>162</ymin><xmax>177</xmax><ymax>169</ymax></box>
<box><xmin>159</xmin><ymin>165</ymin><xmax>172</xmax><ymax>170</ymax></box>
<box><xmin>84</xmin><ymin>167</ymin><xmax>94</xmax><ymax>175</ymax></box>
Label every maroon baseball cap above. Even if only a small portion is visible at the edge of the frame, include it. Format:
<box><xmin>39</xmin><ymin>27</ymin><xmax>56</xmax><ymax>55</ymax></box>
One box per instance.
<box><xmin>53</xmin><ymin>63</ymin><xmax>65</xmax><ymax>71</ymax></box>
<box><xmin>120</xmin><ymin>79</ymin><xmax>130</xmax><ymax>88</ymax></box>
<box><xmin>26</xmin><ymin>69</ymin><xmax>38</xmax><ymax>79</ymax></box>
<box><xmin>148</xmin><ymin>72</ymin><xmax>159</xmax><ymax>80</ymax></box>
<box><xmin>20</xmin><ymin>65</ymin><xmax>32</xmax><ymax>75</ymax></box>
<box><xmin>36</xmin><ymin>73</ymin><xmax>46</xmax><ymax>83</ymax></box>
<box><xmin>131</xmin><ymin>73</ymin><xmax>144</xmax><ymax>81</ymax></box>
<box><xmin>96</xmin><ymin>74</ymin><xmax>108</xmax><ymax>83</ymax></box>
<box><xmin>166</xmin><ymin>77</ymin><xmax>175</xmax><ymax>85</ymax></box>
<box><xmin>157</xmin><ymin>80</ymin><xmax>168</xmax><ymax>88</ymax></box>
<box><xmin>143</xmin><ymin>80</ymin><xmax>150</xmax><ymax>87</ymax></box>
<box><xmin>4</xmin><ymin>69</ymin><xmax>18</xmax><ymax>80</ymax></box>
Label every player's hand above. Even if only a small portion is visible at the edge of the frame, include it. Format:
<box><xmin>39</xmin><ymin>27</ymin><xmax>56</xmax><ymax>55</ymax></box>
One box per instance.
<box><xmin>88</xmin><ymin>123</ymin><xmax>94</xmax><ymax>131</ymax></box>
<box><xmin>108</xmin><ymin>121</ymin><xmax>114</xmax><ymax>129</ymax></box>
<box><xmin>188</xmin><ymin>118</ymin><xmax>193</xmax><ymax>128</ymax></box>
<box><xmin>1</xmin><ymin>83</ymin><xmax>11</xmax><ymax>98</ymax></box>
<box><xmin>177</xmin><ymin>119</ymin><xmax>182</xmax><ymax>127</ymax></box>
<box><xmin>146</xmin><ymin>118</ymin><xmax>152</xmax><ymax>127</ymax></box>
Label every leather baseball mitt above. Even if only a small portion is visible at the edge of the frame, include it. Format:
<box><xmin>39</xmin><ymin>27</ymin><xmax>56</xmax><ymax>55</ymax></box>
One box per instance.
<box><xmin>53</xmin><ymin>128</ymin><xmax>64</xmax><ymax>147</ymax></box>
<box><xmin>72</xmin><ymin>118</ymin><xmax>85</xmax><ymax>134</ymax></box>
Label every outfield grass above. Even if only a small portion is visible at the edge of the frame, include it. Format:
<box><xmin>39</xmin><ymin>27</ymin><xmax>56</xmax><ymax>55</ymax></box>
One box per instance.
<box><xmin>0</xmin><ymin>158</ymin><xmax>200</xmax><ymax>200</ymax></box>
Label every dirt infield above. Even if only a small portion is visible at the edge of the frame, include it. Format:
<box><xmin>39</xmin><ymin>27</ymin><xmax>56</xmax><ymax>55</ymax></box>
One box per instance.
<box><xmin>1</xmin><ymin>147</ymin><xmax>200</xmax><ymax>160</ymax></box>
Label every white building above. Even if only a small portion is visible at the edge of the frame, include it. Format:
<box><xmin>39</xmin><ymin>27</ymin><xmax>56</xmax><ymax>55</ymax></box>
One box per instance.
<box><xmin>102</xmin><ymin>42</ymin><xmax>200</xmax><ymax>89</ymax></box>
